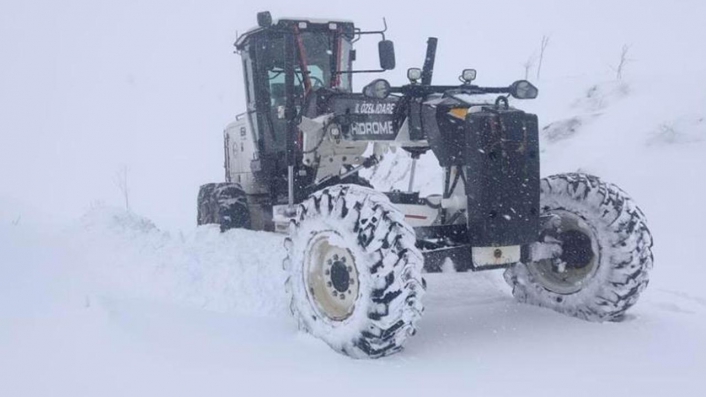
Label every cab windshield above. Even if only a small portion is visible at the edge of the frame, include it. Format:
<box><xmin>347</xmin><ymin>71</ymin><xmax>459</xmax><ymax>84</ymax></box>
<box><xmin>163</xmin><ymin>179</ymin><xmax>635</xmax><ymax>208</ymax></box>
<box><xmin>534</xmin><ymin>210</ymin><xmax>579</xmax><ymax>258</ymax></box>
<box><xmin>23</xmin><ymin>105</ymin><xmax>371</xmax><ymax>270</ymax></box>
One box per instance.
<box><xmin>255</xmin><ymin>29</ymin><xmax>352</xmax><ymax>148</ymax></box>
<box><xmin>263</xmin><ymin>31</ymin><xmax>352</xmax><ymax>102</ymax></box>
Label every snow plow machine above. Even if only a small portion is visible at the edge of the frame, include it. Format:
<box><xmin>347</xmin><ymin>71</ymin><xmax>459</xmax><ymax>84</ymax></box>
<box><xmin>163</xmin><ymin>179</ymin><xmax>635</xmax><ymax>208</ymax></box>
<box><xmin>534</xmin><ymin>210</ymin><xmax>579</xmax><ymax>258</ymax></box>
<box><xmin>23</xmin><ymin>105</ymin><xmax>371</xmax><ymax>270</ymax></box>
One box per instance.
<box><xmin>198</xmin><ymin>12</ymin><xmax>654</xmax><ymax>359</ymax></box>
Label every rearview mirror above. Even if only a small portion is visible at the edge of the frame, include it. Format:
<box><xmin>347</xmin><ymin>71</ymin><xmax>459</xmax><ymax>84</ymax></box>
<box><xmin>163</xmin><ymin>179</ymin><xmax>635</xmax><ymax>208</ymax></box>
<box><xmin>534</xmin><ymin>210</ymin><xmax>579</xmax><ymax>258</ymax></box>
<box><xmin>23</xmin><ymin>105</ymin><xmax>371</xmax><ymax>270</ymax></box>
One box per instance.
<box><xmin>509</xmin><ymin>80</ymin><xmax>539</xmax><ymax>99</ymax></box>
<box><xmin>378</xmin><ymin>40</ymin><xmax>396</xmax><ymax>70</ymax></box>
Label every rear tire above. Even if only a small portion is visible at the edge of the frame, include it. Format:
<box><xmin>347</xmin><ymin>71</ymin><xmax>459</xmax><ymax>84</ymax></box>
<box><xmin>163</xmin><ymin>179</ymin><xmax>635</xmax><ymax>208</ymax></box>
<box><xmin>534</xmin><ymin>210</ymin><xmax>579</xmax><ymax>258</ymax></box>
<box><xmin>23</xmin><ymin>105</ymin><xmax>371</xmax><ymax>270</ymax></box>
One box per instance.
<box><xmin>504</xmin><ymin>173</ymin><xmax>653</xmax><ymax>321</ymax></box>
<box><xmin>197</xmin><ymin>183</ymin><xmax>251</xmax><ymax>231</ymax></box>
<box><xmin>284</xmin><ymin>184</ymin><xmax>425</xmax><ymax>358</ymax></box>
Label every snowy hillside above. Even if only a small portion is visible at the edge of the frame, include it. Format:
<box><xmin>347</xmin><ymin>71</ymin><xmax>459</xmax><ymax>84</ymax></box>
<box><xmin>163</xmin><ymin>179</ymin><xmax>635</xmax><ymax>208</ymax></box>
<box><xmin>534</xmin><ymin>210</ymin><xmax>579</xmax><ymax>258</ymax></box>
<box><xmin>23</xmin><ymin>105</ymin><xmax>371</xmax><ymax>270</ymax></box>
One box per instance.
<box><xmin>2</xmin><ymin>0</ymin><xmax>706</xmax><ymax>396</ymax></box>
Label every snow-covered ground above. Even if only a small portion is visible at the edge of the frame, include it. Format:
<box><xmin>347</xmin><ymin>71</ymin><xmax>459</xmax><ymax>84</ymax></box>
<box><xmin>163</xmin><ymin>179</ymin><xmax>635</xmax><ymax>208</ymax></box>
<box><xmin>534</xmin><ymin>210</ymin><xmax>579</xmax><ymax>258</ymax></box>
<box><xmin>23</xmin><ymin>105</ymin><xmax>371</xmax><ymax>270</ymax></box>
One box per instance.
<box><xmin>2</xmin><ymin>1</ymin><xmax>706</xmax><ymax>396</ymax></box>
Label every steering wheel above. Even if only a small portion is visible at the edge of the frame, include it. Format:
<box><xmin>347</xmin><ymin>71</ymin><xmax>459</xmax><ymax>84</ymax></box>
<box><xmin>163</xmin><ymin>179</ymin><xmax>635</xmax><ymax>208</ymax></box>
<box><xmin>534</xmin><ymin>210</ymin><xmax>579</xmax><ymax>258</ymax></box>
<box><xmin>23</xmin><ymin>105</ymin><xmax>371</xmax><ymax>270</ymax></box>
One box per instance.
<box><xmin>309</xmin><ymin>75</ymin><xmax>325</xmax><ymax>90</ymax></box>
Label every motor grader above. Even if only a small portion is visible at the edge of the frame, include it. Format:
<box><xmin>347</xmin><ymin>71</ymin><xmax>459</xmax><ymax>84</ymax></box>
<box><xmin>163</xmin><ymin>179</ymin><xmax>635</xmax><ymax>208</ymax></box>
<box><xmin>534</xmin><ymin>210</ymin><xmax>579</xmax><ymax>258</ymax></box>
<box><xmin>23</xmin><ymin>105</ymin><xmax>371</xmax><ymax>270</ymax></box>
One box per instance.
<box><xmin>198</xmin><ymin>12</ymin><xmax>654</xmax><ymax>358</ymax></box>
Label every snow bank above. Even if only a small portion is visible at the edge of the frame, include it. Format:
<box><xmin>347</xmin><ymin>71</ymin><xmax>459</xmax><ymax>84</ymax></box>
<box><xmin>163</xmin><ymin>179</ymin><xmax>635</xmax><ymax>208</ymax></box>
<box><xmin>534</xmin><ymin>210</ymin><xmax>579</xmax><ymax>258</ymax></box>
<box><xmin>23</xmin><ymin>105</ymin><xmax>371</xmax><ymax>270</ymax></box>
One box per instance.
<box><xmin>67</xmin><ymin>206</ymin><xmax>289</xmax><ymax>317</ymax></box>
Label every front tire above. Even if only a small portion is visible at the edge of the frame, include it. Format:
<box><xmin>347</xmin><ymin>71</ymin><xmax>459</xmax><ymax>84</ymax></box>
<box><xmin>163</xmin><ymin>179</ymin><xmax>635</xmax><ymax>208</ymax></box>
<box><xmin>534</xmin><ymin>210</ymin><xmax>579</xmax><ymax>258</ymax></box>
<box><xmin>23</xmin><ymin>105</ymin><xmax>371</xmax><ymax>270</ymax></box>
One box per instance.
<box><xmin>285</xmin><ymin>184</ymin><xmax>425</xmax><ymax>359</ymax></box>
<box><xmin>504</xmin><ymin>173</ymin><xmax>654</xmax><ymax>321</ymax></box>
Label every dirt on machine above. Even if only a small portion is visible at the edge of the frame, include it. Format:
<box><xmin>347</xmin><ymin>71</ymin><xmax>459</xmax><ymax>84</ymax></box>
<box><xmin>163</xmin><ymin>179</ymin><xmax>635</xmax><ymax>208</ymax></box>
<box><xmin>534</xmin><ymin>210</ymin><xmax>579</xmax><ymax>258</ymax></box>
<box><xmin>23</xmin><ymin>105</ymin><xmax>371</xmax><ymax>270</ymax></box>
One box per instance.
<box><xmin>198</xmin><ymin>11</ymin><xmax>654</xmax><ymax>359</ymax></box>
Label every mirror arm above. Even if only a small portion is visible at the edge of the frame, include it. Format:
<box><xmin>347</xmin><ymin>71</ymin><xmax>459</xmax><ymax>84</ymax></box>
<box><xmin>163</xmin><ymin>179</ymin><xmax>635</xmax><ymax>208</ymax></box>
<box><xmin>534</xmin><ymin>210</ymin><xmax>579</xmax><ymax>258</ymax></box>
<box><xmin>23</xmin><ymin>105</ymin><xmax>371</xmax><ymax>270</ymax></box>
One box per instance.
<box><xmin>353</xmin><ymin>17</ymin><xmax>388</xmax><ymax>41</ymax></box>
<box><xmin>334</xmin><ymin>69</ymin><xmax>386</xmax><ymax>74</ymax></box>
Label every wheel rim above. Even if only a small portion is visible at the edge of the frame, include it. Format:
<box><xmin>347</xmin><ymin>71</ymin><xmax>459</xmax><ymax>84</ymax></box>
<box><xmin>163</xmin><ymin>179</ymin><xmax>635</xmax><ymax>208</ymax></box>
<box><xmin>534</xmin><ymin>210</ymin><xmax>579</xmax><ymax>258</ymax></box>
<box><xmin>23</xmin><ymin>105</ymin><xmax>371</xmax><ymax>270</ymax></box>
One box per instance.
<box><xmin>528</xmin><ymin>209</ymin><xmax>600</xmax><ymax>294</ymax></box>
<box><xmin>304</xmin><ymin>231</ymin><xmax>360</xmax><ymax>321</ymax></box>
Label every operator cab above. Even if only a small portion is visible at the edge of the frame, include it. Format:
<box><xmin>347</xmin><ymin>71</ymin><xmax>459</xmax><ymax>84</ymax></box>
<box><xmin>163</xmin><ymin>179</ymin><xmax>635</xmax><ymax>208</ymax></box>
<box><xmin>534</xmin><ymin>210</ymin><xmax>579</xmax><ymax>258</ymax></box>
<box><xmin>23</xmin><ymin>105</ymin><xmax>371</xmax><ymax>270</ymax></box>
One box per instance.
<box><xmin>235</xmin><ymin>16</ymin><xmax>356</xmax><ymax>153</ymax></box>
<box><xmin>230</xmin><ymin>12</ymin><xmax>396</xmax><ymax>209</ymax></box>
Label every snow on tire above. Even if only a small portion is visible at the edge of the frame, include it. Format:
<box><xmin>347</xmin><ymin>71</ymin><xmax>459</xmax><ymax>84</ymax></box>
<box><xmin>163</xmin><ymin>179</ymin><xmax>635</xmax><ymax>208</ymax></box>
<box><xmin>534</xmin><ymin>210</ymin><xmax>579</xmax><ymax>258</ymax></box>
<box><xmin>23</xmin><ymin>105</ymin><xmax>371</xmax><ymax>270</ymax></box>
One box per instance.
<box><xmin>284</xmin><ymin>184</ymin><xmax>425</xmax><ymax>359</ymax></box>
<box><xmin>197</xmin><ymin>182</ymin><xmax>251</xmax><ymax>231</ymax></box>
<box><xmin>504</xmin><ymin>173</ymin><xmax>654</xmax><ymax>321</ymax></box>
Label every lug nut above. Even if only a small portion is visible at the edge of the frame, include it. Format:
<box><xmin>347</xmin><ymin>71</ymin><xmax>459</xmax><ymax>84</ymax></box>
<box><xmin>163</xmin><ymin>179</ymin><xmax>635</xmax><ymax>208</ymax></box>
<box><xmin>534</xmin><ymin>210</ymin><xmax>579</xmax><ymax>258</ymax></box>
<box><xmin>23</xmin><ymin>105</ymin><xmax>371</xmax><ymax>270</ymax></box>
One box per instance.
<box><xmin>327</xmin><ymin>259</ymin><xmax>332</xmax><ymax>266</ymax></box>
<box><xmin>347</xmin><ymin>266</ymin><xmax>352</xmax><ymax>272</ymax></box>
<box><xmin>334</xmin><ymin>254</ymin><xmax>339</xmax><ymax>261</ymax></box>
<box><xmin>332</xmin><ymin>291</ymin><xmax>338</xmax><ymax>297</ymax></box>
<box><xmin>342</xmin><ymin>257</ymin><xmax>347</xmax><ymax>263</ymax></box>
<box><xmin>339</xmin><ymin>294</ymin><xmax>345</xmax><ymax>300</ymax></box>
<box><xmin>325</xmin><ymin>269</ymin><xmax>330</xmax><ymax>276</ymax></box>
<box><xmin>327</xmin><ymin>281</ymin><xmax>332</xmax><ymax>287</ymax></box>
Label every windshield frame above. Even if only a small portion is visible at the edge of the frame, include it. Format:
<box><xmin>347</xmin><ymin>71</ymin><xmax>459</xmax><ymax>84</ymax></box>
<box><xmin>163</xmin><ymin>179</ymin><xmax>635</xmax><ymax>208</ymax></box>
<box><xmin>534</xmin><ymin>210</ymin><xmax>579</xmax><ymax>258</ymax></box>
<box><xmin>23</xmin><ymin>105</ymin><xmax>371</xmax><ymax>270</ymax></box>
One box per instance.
<box><xmin>239</xmin><ymin>22</ymin><xmax>356</xmax><ymax>153</ymax></box>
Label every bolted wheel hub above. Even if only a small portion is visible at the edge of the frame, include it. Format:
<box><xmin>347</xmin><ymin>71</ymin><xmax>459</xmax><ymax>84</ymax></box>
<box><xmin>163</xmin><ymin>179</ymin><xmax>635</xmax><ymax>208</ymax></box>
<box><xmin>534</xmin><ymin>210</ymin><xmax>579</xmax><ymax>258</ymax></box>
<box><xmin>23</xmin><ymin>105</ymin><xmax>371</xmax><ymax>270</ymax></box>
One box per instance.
<box><xmin>559</xmin><ymin>229</ymin><xmax>594</xmax><ymax>269</ymax></box>
<box><xmin>527</xmin><ymin>210</ymin><xmax>600</xmax><ymax>295</ymax></box>
<box><xmin>330</xmin><ymin>260</ymin><xmax>351</xmax><ymax>293</ymax></box>
<box><xmin>304</xmin><ymin>232</ymin><xmax>360</xmax><ymax>321</ymax></box>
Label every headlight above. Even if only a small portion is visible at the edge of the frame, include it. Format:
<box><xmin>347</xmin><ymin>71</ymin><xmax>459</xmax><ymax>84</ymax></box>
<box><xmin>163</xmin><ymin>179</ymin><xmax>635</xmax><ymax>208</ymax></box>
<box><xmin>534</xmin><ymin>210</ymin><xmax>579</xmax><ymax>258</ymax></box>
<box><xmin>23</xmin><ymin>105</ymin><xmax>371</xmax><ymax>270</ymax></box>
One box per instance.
<box><xmin>363</xmin><ymin>79</ymin><xmax>391</xmax><ymax>99</ymax></box>
<box><xmin>461</xmin><ymin>69</ymin><xmax>477</xmax><ymax>83</ymax></box>
<box><xmin>407</xmin><ymin>68</ymin><xmax>422</xmax><ymax>82</ymax></box>
<box><xmin>509</xmin><ymin>80</ymin><xmax>539</xmax><ymax>99</ymax></box>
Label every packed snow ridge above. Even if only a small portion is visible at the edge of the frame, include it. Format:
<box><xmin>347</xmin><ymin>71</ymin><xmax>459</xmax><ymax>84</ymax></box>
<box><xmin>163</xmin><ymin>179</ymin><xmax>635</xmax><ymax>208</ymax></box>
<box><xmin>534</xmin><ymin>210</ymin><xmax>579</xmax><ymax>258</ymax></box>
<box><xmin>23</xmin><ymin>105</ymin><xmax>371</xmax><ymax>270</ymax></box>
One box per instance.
<box><xmin>71</xmin><ymin>206</ymin><xmax>290</xmax><ymax>317</ymax></box>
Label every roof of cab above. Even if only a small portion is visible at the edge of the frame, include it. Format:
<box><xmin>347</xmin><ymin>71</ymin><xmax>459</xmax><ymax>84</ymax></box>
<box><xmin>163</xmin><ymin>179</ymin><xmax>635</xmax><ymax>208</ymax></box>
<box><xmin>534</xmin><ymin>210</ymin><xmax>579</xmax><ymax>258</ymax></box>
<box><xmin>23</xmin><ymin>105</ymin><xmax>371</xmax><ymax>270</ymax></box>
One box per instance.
<box><xmin>235</xmin><ymin>17</ymin><xmax>356</xmax><ymax>50</ymax></box>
